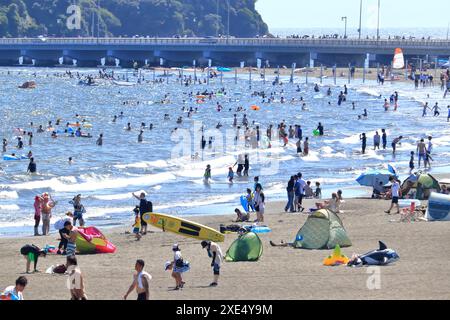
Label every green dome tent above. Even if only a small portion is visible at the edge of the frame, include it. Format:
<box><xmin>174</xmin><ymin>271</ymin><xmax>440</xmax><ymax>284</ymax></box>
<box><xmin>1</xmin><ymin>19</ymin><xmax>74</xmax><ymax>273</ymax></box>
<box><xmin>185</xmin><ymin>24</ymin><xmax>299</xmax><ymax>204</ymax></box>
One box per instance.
<box><xmin>401</xmin><ymin>173</ymin><xmax>441</xmax><ymax>200</ymax></box>
<box><xmin>225</xmin><ymin>232</ymin><xmax>263</xmax><ymax>262</ymax></box>
<box><xmin>293</xmin><ymin>209</ymin><xmax>352</xmax><ymax>249</ymax></box>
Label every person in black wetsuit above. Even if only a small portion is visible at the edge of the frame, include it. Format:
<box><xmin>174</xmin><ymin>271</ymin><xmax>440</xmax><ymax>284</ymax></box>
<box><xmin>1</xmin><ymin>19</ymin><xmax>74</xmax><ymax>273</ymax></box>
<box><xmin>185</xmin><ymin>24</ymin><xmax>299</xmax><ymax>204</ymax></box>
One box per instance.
<box><xmin>360</xmin><ymin>133</ymin><xmax>367</xmax><ymax>154</ymax></box>
<box><xmin>27</xmin><ymin>157</ymin><xmax>36</xmax><ymax>174</ymax></box>
<box><xmin>20</xmin><ymin>244</ymin><xmax>46</xmax><ymax>273</ymax></box>
<box><xmin>317</xmin><ymin>122</ymin><xmax>324</xmax><ymax>136</ymax></box>
<box><xmin>132</xmin><ymin>192</ymin><xmax>152</xmax><ymax>235</ymax></box>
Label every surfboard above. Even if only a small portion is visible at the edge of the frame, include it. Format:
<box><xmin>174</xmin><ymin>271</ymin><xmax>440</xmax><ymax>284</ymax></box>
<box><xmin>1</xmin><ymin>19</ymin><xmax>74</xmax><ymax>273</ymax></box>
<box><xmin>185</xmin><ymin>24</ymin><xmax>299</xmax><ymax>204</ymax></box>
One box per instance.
<box><xmin>240</xmin><ymin>195</ymin><xmax>249</xmax><ymax>213</ymax></box>
<box><xmin>142</xmin><ymin>212</ymin><xmax>225</xmax><ymax>242</ymax></box>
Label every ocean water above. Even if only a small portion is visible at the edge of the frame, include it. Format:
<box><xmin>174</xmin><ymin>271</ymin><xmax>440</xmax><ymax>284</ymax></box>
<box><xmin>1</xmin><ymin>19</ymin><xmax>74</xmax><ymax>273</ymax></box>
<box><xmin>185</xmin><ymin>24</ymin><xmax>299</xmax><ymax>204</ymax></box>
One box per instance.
<box><xmin>0</xmin><ymin>67</ymin><xmax>449</xmax><ymax>237</ymax></box>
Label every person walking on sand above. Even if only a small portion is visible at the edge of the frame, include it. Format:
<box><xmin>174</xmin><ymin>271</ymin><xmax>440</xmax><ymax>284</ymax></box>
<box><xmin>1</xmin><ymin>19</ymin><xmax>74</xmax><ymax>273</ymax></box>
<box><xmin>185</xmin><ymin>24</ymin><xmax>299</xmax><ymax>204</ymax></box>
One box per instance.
<box><xmin>285</xmin><ymin>176</ymin><xmax>296</xmax><ymax>213</ymax></box>
<box><xmin>385</xmin><ymin>176</ymin><xmax>401</xmax><ymax>215</ymax></box>
<box><xmin>124</xmin><ymin>259</ymin><xmax>152</xmax><ymax>300</ymax></box>
<box><xmin>167</xmin><ymin>244</ymin><xmax>189</xmax><ymax>290</ymax></box>
<box><xmin>66</xmin><ymin>255</ymin><xmax>87</xmax><ymax>300</ymax></box>
<box><xmin>1</xmin><ymin>277</ymin><xmax>27</xmax><ymax>300</ymax></box>
<box><xmin>201</xmin><ymin>241</ymin><xmax>223</xmax><ymax>287</ymax></box>
<box><xmin>253</xmin><ymin>184</ymin><xmax>265</xmax><ymax>222</ymax></box>
<box><xmin>33</xmin><ymin>195</ymin><xmax>43</xmax><ymax>236</ymax></box>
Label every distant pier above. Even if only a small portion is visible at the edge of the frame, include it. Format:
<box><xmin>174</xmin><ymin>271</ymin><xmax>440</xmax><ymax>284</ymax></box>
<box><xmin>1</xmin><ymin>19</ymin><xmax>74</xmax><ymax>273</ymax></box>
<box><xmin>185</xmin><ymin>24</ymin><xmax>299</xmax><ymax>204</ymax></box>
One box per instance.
<box><xmin>0</xmin><ymin>37</ymin><xmax>448</xmax><ymax>67</ymax></box>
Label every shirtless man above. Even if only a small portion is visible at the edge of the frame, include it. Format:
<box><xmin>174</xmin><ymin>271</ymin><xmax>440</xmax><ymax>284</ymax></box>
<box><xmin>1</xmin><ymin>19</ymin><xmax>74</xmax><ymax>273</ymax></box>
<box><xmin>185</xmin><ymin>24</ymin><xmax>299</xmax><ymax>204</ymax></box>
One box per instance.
<box><xmin>62</xmin><ymin>221</ymin><xmax>79</xmax><ymax>256</ymax></box>
<box><xmin>417</xmin><ymin>138</ymin><xmax>427</xmax><ymax>168</ymax></box>
<box><xmin>124</xmin><ymin>259</ymin><xmax>152</xmax><ymax>300</ymax></box>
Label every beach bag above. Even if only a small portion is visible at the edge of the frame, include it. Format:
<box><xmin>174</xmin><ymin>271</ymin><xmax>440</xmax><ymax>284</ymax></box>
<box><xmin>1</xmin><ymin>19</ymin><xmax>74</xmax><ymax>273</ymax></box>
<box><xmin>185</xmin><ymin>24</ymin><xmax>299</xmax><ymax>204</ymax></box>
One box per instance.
<box><xmin>53</xmin><ymin>264</ymin><xmax>67</xmax><ymax>274</ymax></box>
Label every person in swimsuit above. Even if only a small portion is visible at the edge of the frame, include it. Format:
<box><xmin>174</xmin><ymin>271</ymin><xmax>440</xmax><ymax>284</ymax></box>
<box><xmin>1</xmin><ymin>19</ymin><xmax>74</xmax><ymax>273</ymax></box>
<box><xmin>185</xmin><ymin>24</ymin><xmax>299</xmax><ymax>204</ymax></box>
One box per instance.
<box><xmin>69</xmin><ymin>194</ymin><xmax>85</xmax><ymax>227</ymax></box>
<box><xmin>33</xmin><ymin>195</ymin><xmax>42</xmax><ymax>236</ymax></box>
<box><xmin>124</xmin><ymin>259</ymin><xmax>152</xmax><ymax>300</ymax></box>
<box><xmin>62</xmin><ymin>221</ymin><xmax>79</xmax><ymax>256</ymax></box>
<box><xmin>41</xmin><ymin>193</ymin><xmax>56</xmax><ymax>235</ymax></box>
<box><xmin>417</xmin><ymin>138</ymin><xmax>427</xmax><ymax>168</ymax></box>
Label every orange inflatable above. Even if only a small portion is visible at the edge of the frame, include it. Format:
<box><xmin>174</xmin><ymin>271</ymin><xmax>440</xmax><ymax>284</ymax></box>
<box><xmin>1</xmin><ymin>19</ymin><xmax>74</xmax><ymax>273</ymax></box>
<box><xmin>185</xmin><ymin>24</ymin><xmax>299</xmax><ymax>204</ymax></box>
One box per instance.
<box><xmin>251</xmin><ymin>105</ymin><xmax>261</xmax><ymax>111</ymax></box>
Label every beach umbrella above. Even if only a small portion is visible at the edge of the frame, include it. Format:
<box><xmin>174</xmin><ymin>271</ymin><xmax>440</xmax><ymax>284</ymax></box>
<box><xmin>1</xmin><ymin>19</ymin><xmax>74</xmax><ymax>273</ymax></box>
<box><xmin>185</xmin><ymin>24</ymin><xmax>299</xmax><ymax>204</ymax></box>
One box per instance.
<box><xmin>356</xmin><ymin>169</ymin><xmax>394</xmax><ymax>187</ymax></box>
<box><xmin>387</xmin><ymin>164</ymin><xmax>397</xmax><ymax>175</ymax></box>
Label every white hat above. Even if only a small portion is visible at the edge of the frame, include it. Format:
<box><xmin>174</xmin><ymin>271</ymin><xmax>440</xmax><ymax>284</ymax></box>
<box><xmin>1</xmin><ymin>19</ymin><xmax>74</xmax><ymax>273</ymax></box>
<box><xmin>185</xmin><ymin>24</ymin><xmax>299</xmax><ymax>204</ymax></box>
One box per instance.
<box><xmin>172</xmin><ymin>243</ymin><xmax>179</xmax><ymax>250</ymax></box>
<box><xmin>164</xmin><ymin>261</ymin><xmax>172</xmax><ymax>271</ymax></box>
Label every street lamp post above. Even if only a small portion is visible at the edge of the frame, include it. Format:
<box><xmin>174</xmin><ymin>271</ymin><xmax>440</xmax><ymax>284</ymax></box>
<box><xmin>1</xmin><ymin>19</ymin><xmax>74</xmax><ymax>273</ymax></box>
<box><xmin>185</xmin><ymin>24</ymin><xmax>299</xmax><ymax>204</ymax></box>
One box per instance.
<box><xmin>341</xmin><ymin>16</ymin><xmax>348</xmax><ymax>38</ymax></box>
<box><xmin>216</xmin><ymin>0</ymin><xmax>220</xmax><ymax>38</ymax></box>
<box><xmin>358</xmin><ymin>0</ymin><xmax>363</xmax><ymax>39</ymax></box>
<box><xmin>377</xmin><ymin>0</ymin><xmax>381</xmax><ymax>40</ymax></box>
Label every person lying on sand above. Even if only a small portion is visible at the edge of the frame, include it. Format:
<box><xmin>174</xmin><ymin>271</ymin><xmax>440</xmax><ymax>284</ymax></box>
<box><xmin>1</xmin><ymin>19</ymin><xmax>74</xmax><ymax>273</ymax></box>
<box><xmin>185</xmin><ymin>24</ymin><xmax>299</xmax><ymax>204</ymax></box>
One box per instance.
<box><xmin>269</xmin><ymin>240</ymin><xmax>294</xmax><ymax>247</ymax></box>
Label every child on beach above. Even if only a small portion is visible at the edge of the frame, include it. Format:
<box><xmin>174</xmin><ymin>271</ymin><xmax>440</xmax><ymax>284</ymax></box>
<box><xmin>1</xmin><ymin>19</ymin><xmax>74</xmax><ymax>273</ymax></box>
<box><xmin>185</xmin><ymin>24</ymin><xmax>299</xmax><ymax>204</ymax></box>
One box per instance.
<box><xmin>314</xmin><ymin>182</ymin><xmax>322</xmax><ymax>199</ymax></box>
<box><xmin>246</xmin><ymin>188</ymin><xmax>254</xmax><ymax>212</ymax></box>
<box><xmin>227</xmin><ymin>167</ymin><xmax>234</xmax><ymax>183</ymax></box>
<box><xmin>409</xmin><ymin>151</ymin><xmax>415</xmax><ymax>174</ymax></box>
<box><xmin>132</xmin><ymin>206</ymin><xmax>142</xmax><ymax>241</ymax></box>
<box><xmin>204</xmin><ymin>165</ymin><xmax>211</xmax><ymax>183</ymax></box>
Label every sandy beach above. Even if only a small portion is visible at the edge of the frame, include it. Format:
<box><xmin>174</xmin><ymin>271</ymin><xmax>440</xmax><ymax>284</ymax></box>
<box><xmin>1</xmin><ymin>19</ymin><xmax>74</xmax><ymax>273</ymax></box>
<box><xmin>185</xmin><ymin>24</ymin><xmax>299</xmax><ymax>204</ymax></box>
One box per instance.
<box><xmin>1</xmin><ymin>189</ymin><xmax>450</xmax><ymax>300</ymax></box>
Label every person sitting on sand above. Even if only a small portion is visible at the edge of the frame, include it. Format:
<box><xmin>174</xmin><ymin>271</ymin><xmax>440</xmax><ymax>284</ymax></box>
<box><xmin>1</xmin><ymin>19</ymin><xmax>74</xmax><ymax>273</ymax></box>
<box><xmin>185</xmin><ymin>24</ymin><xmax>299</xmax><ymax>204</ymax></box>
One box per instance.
<box><xmin>441</xmin><ymin>184</ymin><xmax>449</xmax><ymax>195</ymax></box>
<box><xmin>372</xmin><ymin>181</ymin><xmax>386</xmax><ymax>199</ymax></box>
<box><xmin>234</xmin><ymin>208</ymin><xmax>249</xmax><ymax>222</ymax></box>
<box><xmin>124</xmin><ymin>259</ymin><xmax>152</xmax><ymax>300</ymax></box>
<box><xmin>316</xmin><ymin>193</ymin><xmax>340</xmax><ymax>212</ymax></box>
<box><xmin>1</xmin><ymin>276</ymin><xmax>27</xmax><ymax>300</ymax></box>
<box><xmin>20</xmin><ymin>244</ymin><xmax>46</xmax><ymax>273</ymax></box>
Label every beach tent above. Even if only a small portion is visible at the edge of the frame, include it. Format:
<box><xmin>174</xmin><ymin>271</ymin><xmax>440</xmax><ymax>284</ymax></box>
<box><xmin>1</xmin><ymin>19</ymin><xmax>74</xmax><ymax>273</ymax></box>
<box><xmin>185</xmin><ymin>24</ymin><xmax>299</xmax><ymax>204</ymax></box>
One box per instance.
<box><xmin>76</xmin><ymin>227</ymin><xmax>116</xmax><ymax>254</ymax></box>
<box><xmin>426</xmin><ymin>192</ymin><xmax>450</xmax><ymax>221</ymax></box>
<box><xmin>293</xmin><ymin>209</ymin><xmax>352</xmax><ymax>249</ymax></box>
<box><xmin>225</xmin><ymin>232</ymin><xmax>263</xmax><ymax>262</ymax></box>
<box><xmin>401</xmin><ymin>173</ymin><xmax>441</xmax><ymax>200</ymax></box>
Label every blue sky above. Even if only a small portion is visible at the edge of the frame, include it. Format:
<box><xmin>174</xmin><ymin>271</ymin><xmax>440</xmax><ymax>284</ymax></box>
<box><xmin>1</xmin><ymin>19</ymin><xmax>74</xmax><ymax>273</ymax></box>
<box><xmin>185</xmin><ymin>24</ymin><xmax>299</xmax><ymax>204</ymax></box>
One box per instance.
<box><xmin>256</xmin><ymin>0</ymin><xmax>450</xmax><ymax>29</ymax></box>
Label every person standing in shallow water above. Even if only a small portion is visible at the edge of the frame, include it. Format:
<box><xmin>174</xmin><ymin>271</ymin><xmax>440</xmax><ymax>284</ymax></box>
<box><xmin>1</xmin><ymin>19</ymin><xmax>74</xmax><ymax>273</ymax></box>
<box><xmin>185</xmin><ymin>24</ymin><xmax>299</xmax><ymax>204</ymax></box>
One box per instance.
<box><xmin>96</xmin><ymin>134</ymin><xmax>103</xmax><ymax>146</ymax></box>
<box><xmin>360</xmin><ymin>133</ymin><xmax>367</xmax><ymax>154</ymax></box>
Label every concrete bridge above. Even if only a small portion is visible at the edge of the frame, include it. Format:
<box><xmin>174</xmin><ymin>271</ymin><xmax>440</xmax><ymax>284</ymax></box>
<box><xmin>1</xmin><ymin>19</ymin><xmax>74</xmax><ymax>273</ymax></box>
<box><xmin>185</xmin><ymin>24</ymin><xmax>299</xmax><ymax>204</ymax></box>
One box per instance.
<box><xmin>0</xmin><ymin>37</ymin><xmax>449</xmax><ymax>68</ymax></box>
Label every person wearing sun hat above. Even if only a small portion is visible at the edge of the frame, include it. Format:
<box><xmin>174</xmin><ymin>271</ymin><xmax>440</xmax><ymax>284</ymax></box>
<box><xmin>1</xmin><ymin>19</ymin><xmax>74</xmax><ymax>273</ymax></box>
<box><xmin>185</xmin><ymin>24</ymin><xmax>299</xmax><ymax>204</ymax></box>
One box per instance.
<box><xmin>167</xmin><ymin>244</ymin><xmax>189</xmax><ymax>290</ymax></box>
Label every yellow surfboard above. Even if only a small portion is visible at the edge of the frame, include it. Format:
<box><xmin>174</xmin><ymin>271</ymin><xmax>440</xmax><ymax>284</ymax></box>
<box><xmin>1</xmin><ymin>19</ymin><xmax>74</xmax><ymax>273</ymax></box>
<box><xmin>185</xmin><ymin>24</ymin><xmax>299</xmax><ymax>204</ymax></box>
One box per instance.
<box><xmin>142</xmin><ymin>212</ymin><xmax>225</xmax><ymax>243</ymax></box>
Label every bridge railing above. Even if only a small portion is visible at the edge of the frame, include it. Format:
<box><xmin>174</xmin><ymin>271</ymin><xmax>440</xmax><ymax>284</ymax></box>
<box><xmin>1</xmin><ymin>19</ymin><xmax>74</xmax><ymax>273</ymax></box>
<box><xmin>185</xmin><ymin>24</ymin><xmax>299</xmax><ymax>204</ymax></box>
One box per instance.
<box><xmin>1</xmin><ymin>37</ymin><xmax>450</xmax><ymax>48</ymax></box>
